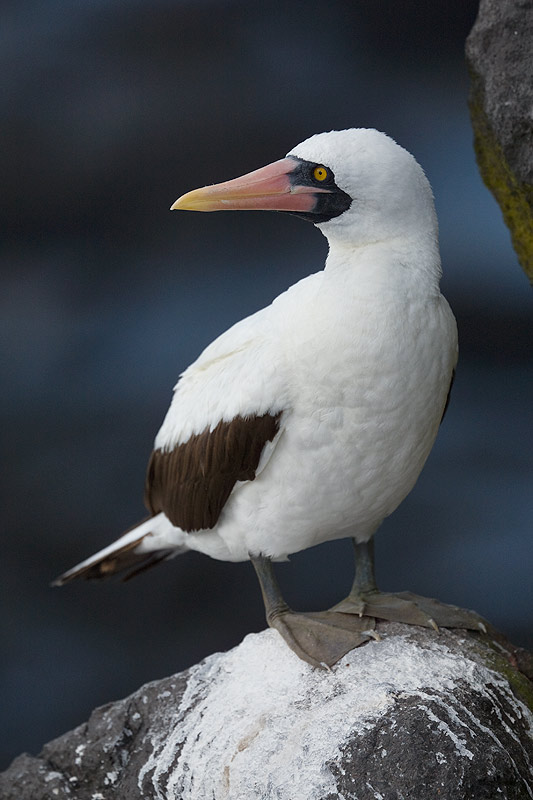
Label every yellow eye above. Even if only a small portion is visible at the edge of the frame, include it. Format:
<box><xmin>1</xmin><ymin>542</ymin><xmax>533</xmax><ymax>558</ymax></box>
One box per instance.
<box><xmin>313</xmin><ymin>165</ymin><xmax>328</xmax><ymax>182</ymax></box>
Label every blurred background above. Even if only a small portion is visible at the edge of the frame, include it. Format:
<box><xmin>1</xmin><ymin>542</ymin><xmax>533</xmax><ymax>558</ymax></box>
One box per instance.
<box><xmin>2</xmin><ymin>0</ymin><xmax>531</xmax><ymax>770</ymax></box>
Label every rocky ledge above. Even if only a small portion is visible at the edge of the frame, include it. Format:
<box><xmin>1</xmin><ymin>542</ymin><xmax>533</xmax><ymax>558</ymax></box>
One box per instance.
<box><xmin>1</xmin><ymin>622</ymin><xmax>533</xmax><ymax>799</ymax></box>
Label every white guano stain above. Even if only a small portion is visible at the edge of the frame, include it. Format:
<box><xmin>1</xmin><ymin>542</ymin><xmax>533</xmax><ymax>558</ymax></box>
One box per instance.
<box><xmin>74</xmin><ymin>742</ymin><xmax>86</xmax><ymax>766</ymax></box>
<box><xmin>418</xmin><ymin>704</ymin><xmax>474</xmax><ymax>760</ymax></box>
<box><xmin>460</xmin><ymin>692</ymin><xmax>533</xmax><ymax>798</ymax></box>
<box><xmin>137</xmin><ymin>629</ymin><xmax>533</xmax><ymax>800</ymax></box>
<box><xmin>366</xmin><ymin>781</ymin><xmax>384</xmax><ymax>799</ymax></box>
<box><xmin>104</xmin><ymin>771</ymin><xmax>118</xmax><ymax>786</ymax></box>
<box><xmin>44</xmin><ymin>772</ymin><xmax>63</xmax><ymax>783</ymax></box>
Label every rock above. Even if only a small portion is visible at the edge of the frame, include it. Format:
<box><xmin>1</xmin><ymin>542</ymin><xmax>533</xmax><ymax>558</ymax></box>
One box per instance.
<box><xmin>1</xmin><ymin>623</ymin><xmax>533</xmax><ymax>799</ymax></box>
<box><xmin>466</xmin><ymin>0</ymin><xmax>533</xmax><ymax>283</ymax></box>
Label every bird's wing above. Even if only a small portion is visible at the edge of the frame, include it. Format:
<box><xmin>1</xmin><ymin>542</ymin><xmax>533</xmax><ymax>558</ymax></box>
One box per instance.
<box><xmin>145</xmin><ymin>307</ymin><xmax>289</xmax><ymax>532</ymax></box>
<box><xmin>439</xmin><ymin>369</ymin><xmax>455</xmax><ymax>425</ymax></box>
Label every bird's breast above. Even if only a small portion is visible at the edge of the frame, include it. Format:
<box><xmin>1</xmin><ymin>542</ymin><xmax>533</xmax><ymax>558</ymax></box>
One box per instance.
<box><xmin>234</xmin><ymin>289</ymin><xmax>458</xmax><ymax>551</ymax></box>
<box><xmin>278</xmin><ymin>286</ymin><xmax>455</xmax><ymax>418</ymax></box>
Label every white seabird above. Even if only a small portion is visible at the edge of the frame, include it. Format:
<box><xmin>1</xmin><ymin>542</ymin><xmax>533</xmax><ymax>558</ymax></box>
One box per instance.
<box><xmin>55</xmin><ymin>129</ymin><xmax>487</xmax><ymax>667</ymax></box>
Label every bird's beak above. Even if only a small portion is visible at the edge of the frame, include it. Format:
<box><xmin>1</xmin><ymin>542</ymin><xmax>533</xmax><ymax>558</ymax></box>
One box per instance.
<box><xmin>170</xmin><ymin>157</ymin><xmax>330</xmax><ymax>213</ymax></box>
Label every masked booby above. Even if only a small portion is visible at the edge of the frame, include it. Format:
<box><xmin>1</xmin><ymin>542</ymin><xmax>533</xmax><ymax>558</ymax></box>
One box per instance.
<box><xmin>54</xmin><ymin>129</ymin><xmax>487</xmax><ymax>667</ymax></box>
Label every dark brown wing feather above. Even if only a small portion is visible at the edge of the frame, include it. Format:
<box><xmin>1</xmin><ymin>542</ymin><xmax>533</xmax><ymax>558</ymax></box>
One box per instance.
<box><xmin>144</xmin><ymin>412</ymin><xmax>282</xmax><ymax>532</ymax></box>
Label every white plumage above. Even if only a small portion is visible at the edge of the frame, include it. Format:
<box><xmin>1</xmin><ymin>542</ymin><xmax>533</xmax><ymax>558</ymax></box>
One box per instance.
<box><xmin>149</xmin><ymin>266</ymin><xmax>455</xmax><ymax>564</ymax></box>
<box><xmin>56</xmin><ymin>130</ymin><xmax>467</xmax><ymax>666</ymax></box>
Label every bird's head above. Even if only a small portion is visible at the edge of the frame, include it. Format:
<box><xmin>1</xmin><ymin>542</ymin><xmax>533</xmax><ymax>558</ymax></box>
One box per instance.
<box><xmin>172</xmin><ymin>128</ymin><xmax>437</xmax><ymax>249</ymax></box>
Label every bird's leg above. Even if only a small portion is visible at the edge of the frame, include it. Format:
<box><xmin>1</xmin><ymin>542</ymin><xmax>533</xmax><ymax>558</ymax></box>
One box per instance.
<box><xmin>348</xmin><ymin>539</ymin><xmax>378</xmax><ymax>612</ymax></box>
<box><xmin>250</xmin><ymin>554</ymin><xmax>375</xmax><ymax>669</ymax></box>
<box><xmin>330</xmin><ymin>538</ymin><xmax>489</xmax><ymax>634</ymax></box>
<box><xmin>250</xmin><ymin>554</ymin><xmax>290</xmax><ymax>624</ymax></box>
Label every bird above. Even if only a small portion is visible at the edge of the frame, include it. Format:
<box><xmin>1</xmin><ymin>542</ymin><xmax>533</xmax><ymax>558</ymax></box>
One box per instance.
<box><xmin>54</xmin><ymin>128</ymin><xmax>487</xmax><ymax>668</ymax></box>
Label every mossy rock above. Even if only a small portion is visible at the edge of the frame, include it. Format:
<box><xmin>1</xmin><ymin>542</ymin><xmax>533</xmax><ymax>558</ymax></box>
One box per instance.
<box><xmin>466</xmin><ymin>0</ymin><xmax>533</xmax><ymax>284</ymax></box>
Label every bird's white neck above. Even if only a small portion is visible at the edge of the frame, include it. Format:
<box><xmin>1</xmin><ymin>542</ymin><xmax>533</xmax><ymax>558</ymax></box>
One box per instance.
<box><xmin>322</xmin><ymin>233</ymin><xmax>443</xmax><ymax>297</ymax></box>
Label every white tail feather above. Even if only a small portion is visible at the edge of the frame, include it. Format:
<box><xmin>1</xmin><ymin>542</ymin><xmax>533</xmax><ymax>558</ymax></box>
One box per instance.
<box><xmin>52</xmin><ymin>513</ymin><xmax>189</xmax><ymax>585</ymax></box>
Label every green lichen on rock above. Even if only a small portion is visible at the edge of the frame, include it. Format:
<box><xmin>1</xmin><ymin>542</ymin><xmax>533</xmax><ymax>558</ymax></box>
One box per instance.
<box><xmin>474</xmin><ymin>629</ymin><xmax>533</xmax><ymax>714</ymax></box>
<box><xmin>466</xmin><ymin>0</ymin><xmax>533</xmax><ymax>285</ymax></box>
<box><xmin>469</xmin><ymin>76</ymin><xmax>533</xmax><ymax>283</ymax></box>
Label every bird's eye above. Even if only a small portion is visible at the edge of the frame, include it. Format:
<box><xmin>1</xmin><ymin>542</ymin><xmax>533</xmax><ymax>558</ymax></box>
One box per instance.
<box><xmin>313</xmin><ymin>165</ymin><xmax>328</xmax><ymax>182</ymax></box>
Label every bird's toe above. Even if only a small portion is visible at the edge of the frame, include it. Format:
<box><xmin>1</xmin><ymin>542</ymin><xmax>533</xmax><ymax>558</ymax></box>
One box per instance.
<box><xmin>331</xmin><ymin>590</ymin><xmax>488</xmax><ymax>633</ymax></box>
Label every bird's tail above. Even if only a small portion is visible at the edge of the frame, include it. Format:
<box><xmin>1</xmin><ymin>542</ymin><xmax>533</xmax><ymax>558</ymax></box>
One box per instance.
<box><xmin>52</xmin><ymin>513</ymin><xmax>189</xmax><ymax>585</ymax></box>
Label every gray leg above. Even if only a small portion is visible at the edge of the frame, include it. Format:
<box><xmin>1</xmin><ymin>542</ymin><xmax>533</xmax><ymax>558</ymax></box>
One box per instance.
<box><xmin>250</xmin><ymin>554</ymin><xmax>289</xmax><ymax>624</ymax></box>
<box><xmin>352</xmin><ymin>539</ymin><xmax>378</xmax><ymax>594</ymax></box>
<box><xmin>330</xmin><ymin>538</ymin><xmax>489</xmax><ymax>633</ymax></box>
<box><xmin>250</xmin><ymin>553</ymin><xmax>375</xmax><ymax>669</ymax></box>
<box><xmin>329</xmin><ymin>539</ymin><xmax>377</xmax><ymax>616</ymax></box>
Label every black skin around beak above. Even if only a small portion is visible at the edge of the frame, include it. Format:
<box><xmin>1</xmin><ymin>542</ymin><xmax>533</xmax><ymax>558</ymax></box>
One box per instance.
<box><xmin>286</xmin><ymin>157</ymin><xmax>352</xmax><ymax>223</ymax></box>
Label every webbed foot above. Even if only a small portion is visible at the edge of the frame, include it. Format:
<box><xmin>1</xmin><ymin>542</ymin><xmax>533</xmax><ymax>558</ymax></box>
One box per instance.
<box><xmin>268</xmin><ymin>609</ymin><xmax>376</xmax><ymax>669</ymax></box>
<box><xmin>250</xmin><ymin>553</ymin><xmax>377</xmax><ymax>668</ymax></box>
<box><xmin>331</xmin><ymin>589</ymin><xmax>488</xmax><ymax>633</ymax></box>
